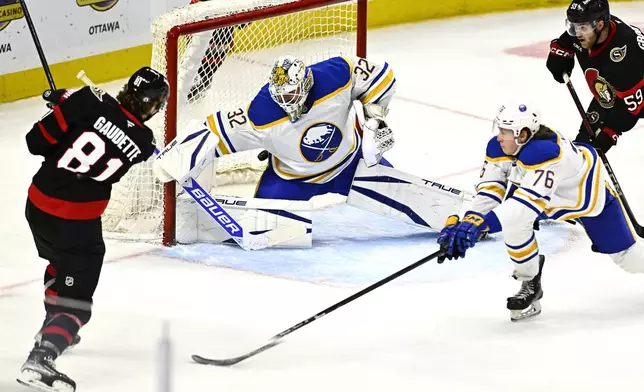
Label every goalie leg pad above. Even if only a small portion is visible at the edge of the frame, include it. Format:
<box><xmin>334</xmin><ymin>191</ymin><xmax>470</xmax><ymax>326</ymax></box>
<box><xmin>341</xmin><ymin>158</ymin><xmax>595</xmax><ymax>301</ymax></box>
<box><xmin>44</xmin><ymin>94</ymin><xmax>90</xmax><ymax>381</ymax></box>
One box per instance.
<box><xmin>347</xmin><ymin>160</ymin><xmax>466</xmax><ymax>231</ymax></box>
<box><xmin>177</xmin><ymin>195</ymin><xmax>313</xmax><ymax>248</ymax></box>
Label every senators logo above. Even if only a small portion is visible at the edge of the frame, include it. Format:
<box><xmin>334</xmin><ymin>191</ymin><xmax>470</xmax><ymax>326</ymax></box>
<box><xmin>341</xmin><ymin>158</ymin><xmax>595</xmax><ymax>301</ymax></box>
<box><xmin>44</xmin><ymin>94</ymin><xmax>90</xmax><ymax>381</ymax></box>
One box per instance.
<box><xmin>585</xmin><ymin>68</ymin><xmax>616</xmax><ymax>109</ymax></box>
<box><xmin>77</xmin><ymin>0</ymin><xmax>119</xmax><ymax>12</ymax></box>
<box><xmin>609</xmin><ymin>45</ymin><xmax>627</xmax><ymax>62</ymax></box>
<box><xmin>587</xmin><ymin>111</ymin><xmax>600</xmax><ymax>124</ymax></box>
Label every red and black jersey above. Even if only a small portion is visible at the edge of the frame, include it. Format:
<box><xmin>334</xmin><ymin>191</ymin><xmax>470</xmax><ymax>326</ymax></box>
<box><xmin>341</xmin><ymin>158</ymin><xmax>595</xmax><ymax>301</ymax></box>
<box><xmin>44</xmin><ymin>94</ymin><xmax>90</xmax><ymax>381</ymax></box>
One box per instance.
<box><xmin>554</xmin><ymin>16</ymin><xmax>644</xmax><ymax>134</ymax></box>
<box><xmin>26</xmin><ymin>86</ymin><xmax>156</xmax><ymax>220</ymax></box>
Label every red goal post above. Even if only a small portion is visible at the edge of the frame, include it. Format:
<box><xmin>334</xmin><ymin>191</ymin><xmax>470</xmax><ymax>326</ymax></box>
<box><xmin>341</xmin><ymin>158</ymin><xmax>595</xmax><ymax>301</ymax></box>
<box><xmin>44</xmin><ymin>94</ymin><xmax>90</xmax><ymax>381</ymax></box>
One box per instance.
<box><xmin>103</xmin><ymin>0</ymin><xmax>367</xmax><ymax>245</ymax></box>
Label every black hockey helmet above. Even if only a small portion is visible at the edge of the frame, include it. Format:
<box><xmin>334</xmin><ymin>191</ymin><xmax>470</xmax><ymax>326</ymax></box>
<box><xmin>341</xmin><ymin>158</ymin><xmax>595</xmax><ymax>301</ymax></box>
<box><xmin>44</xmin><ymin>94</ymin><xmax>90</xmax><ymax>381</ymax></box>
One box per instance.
<box><xmin>128</xmin><ymin>66</ymin><xmax>170</xmax><ymax>107</ymax></box>
<box><xmin>566</xmin><ymin>0</ymin><xmax>610</xmax><ymax>24</ymax></box>
<box><xmin>118</xmin><ymin>66</ymin><xmax>170</xmax><ymax>122</ymax></box>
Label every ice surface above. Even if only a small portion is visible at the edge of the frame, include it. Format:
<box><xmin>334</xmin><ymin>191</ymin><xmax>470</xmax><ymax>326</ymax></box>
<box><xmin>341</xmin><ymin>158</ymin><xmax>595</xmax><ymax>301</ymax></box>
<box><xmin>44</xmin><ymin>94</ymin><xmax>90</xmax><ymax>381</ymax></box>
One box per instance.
<box><xmin>3</xmin><ymin>4</ymin><xmax>644</xmax><ymax>391</ymax></box>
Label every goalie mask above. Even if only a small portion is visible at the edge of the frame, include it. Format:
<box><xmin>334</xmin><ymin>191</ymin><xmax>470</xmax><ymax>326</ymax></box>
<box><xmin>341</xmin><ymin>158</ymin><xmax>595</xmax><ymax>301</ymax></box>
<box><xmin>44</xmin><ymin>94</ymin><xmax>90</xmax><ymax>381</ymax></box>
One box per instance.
<box><xmin>492</xmin><ymin>101</ymin><xmax>542</xmax><ymax>154</ymax></box>
<box><xmin>268</xmin><ymin>56</ymin><xmax>314</xmax><ymax>122</ymax></box>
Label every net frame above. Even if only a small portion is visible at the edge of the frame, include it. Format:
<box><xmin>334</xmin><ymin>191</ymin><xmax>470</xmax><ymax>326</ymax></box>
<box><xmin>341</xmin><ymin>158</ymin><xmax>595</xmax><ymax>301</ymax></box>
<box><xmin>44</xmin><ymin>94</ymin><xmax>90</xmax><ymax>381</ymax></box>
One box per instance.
<box><xmin>157</xmin><ymin>0</ymin><xmax>367</xmax><ymax>245</ymax></box>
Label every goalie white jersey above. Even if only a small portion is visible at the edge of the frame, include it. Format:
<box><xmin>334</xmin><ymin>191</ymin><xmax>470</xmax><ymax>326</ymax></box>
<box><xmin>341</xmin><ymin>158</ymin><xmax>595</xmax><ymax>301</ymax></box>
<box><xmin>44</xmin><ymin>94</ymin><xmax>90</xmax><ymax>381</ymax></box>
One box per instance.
<box><xmin>204</xmin><ymin>56</ymin><xmax>396</xmax><ymax>183</ymax></box>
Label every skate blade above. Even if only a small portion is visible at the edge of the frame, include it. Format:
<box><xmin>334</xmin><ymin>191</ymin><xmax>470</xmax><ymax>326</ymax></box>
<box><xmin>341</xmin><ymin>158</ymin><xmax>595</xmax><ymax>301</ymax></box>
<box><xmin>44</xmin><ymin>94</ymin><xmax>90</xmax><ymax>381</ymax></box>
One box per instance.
<box><xmin>17</xmin><ymin>373</ymin><xmax>75</xmax><ymax>392</ymax></box>
<box><xmin>510</xmin><ymin>301</ymin><xmax>542</xmax><ymax>322</ymax></box>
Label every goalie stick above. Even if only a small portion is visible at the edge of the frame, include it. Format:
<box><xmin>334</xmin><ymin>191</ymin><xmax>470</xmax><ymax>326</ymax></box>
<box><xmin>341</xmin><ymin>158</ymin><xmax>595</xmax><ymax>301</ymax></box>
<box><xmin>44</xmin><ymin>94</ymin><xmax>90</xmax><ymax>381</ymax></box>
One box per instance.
<box><xmin>192</xmin><ymin>248</ymin><xmax>445</xmax><ymax>366</ymax></box>
<box><xmin>76</xmin><ymin>71</ymin><xmax>305</xmax><ymax>250</ymax></box>
<box><xmin>563</xmin><ymin>73</ymin><xmax>644</xmax><ymax>237</ymax></box>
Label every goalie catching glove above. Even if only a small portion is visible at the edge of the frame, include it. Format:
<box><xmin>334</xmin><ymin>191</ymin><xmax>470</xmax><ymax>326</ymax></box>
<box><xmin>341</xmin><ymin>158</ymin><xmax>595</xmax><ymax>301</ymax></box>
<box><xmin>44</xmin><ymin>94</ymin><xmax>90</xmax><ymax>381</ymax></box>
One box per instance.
<box><xmin>356</xmin><ymin>102</ymin><xmax>394</xmax><ymax>167</ymax></box>
<box><xmin>153</xmin><ymin>123</ymin><xmax>220</xmax><ymax>184</ymax></box>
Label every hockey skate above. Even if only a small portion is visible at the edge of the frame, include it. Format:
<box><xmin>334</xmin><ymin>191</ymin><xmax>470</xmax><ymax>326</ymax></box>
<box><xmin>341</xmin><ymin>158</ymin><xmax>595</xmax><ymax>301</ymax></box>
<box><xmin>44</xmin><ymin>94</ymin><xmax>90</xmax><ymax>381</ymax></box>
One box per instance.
<box><xmin>17</xmin><ymin>347</ymin><xmax>76</xmax><ymax>392</ymax></box>
<box><xmin>507</xmin><ymin>255</ymin><xmax>545</xmax><ymax>322</ymax></box>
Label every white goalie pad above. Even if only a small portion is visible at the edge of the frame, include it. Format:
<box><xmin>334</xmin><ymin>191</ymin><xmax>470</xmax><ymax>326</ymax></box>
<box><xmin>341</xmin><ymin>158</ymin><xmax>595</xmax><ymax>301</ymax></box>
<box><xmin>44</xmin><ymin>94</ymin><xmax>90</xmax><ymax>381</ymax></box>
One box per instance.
<box><xmin>347</xmin><ymin>161</ymin><xmax>467</xmax><ymax>230</ymax></box>
<box><xmin>176</xmin><ymin>194</ymin><xmax>313</xmax><ymax>248</ymax></box>
<box><xmin>154</xmin><ymin>121</ymin><xmax>220</xmax><ymax>184</ymax></box>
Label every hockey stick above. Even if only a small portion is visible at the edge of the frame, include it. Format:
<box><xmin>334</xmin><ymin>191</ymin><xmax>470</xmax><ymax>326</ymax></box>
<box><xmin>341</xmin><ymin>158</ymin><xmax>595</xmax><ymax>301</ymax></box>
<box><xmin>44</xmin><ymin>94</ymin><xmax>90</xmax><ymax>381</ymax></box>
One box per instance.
<box><xmin>76</xmin><ymin>70</ymin><xmax>305</xmax><ymax>250</ymax></box>
<box><xmin>19</xmin><ymin>0</ymin><xmax>56</xmax><ymax>90</ymax></box>
<box><xmin>192</xmin><ymin>248</ymin><xmax>445</xmax><ymax>366</ymax></box>
<box><xmin>563</xmin><ymin>73</ymin><xmax>644</xmax><ymax>237</ymax></box>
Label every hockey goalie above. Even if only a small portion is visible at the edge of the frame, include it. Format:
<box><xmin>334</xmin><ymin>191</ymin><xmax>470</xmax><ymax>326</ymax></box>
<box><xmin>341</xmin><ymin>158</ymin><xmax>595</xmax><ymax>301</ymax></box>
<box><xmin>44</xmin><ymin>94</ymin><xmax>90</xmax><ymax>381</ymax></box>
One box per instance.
<box><xmin>153</xmin><ymin>55</ymin><xmax>469</xmax><ymax>247</ymax></box>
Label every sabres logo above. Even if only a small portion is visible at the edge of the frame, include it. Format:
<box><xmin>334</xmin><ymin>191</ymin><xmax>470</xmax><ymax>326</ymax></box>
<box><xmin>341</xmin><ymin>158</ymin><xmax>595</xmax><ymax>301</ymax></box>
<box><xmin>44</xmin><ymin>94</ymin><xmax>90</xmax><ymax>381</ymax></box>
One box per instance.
<box><xmin>300</xmin><ymin>122</ymin><xmax>343</xmax><ymax>163</ymax></box>
<box><xmin>585</xmin><ymin>68</ymin><xmax>616</xmax><ymax>109</ymax></box>
<box><xmin>271</xmin><ymin>67</ymin><xmax>290</xmax><ymax>87</ymax></box>
<box><xmin>0</xmin><ymin>0</ymin><xmax>23</xmax><ymax>32</ymax></box>
<box><xmin>77</xmin><ymin>0</ymin><xmax>119</xmax><ymax>12</ymax></box>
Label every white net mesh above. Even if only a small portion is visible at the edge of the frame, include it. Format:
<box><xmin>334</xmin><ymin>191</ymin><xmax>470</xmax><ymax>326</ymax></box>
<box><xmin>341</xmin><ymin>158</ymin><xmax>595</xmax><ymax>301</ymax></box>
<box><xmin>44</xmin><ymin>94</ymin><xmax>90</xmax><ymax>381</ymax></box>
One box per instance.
<box><xmin>103</xmin><ymin>0</ymin><xmax>360</xmax><ymax>242</ymax></box>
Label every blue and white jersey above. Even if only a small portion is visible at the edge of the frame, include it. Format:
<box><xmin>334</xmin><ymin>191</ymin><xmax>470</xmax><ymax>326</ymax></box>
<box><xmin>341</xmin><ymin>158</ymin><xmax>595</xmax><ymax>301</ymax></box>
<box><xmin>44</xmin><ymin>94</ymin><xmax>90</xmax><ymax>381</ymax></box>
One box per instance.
<box><xmin>203</xmin><ymin>56</ymin><xmax>396</xmax><ymax>183</ymax></box>
<box><xmin>471</xmin><ymin>130</ymin><xmax>608</xmax><ymax>264</ymax></box>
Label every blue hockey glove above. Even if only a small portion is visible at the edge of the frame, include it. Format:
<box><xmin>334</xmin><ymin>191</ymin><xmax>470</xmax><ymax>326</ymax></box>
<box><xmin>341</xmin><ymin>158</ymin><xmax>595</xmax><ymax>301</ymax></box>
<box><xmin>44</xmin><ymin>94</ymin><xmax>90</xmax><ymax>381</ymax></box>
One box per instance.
<box><xmin>450</xmin><ymin>211</ymin><xmax>489</xmax><ymax>255</ymax></box>
<box><xmin>437</xmin><ymin>215</ymin><xmax>462</xmax><ymax>263</ymax></box>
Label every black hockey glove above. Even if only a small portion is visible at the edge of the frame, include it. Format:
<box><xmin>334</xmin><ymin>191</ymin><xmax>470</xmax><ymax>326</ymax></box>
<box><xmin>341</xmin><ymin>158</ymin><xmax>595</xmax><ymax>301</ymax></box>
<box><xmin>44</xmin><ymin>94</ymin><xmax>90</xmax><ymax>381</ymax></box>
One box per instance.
<box><xmin>574</xmin><ymin>126</ymin><xmax>620</xmax><ymax>153</ymax></box>
<box><xmin>546</xmin><ymin>39</ymin><xmax>575</xmax><ymax>84</ymax></box>
<box><xmin>42</xmin><ymin>88</ymin><xmax>73</xmax><ymax>109</ymax></box>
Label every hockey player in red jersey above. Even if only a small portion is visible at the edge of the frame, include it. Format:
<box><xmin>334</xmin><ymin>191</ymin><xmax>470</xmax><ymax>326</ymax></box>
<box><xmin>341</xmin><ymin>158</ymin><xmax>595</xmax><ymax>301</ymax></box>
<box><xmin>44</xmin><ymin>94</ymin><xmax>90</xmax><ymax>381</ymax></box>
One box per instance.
<box><xmin>186</xmin><ymin>0</ymin><xmax>252</xmax><ymax>102</ymax></box>
<box><xmin>17</xmin><ymin>67</ymin><xmax>169</xmax><ymax>392</ymax></box>
<box><xmin>546</xmin><ymin>0</ymin><xmax>644</xmax><ymax>153</ymax></box>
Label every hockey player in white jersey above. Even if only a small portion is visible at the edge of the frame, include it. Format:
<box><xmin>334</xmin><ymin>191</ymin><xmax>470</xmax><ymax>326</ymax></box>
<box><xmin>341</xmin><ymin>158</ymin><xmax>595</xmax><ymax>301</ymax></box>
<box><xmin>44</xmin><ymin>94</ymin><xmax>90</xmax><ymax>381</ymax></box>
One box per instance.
<box><xmin>154</xmin><ymin>55</ymin><xmax>468</xmax><ymax>246</ymax></box>
<box><xmin>437</xmin><ymin>101</ymin><xmax>644</xmax><ymax>321</ymax></box>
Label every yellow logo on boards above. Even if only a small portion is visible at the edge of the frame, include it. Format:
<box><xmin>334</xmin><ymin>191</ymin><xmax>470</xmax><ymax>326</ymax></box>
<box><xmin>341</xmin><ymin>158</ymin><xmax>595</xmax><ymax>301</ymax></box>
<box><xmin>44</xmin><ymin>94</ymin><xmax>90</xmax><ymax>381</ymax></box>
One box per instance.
<box><xmin>0</xmin><ymin>1</ymin><xmax>23</xmax><ymax>32</ymax></box>
<box><xmin>77</xmin><ymin>0</ymin><xmax>119</xmax><ymax>12</ymax></box>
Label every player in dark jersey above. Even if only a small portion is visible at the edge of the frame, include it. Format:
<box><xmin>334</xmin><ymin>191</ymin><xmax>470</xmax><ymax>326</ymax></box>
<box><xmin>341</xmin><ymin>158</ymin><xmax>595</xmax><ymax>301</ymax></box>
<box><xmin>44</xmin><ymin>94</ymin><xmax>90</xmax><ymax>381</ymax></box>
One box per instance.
<box><xmin>186</xmin><ymin>0</ymin><xmax>249</xmax><ymax>102</ymax></box>
<box><xmin>546</xmin><ymin>0</ymin><xmax>644</xmax><ymax>152</ymax></box>
<box><xmin>17</xmin><ymin>67</ymin><xmax>169</xmax><ymax>392</ymax></box>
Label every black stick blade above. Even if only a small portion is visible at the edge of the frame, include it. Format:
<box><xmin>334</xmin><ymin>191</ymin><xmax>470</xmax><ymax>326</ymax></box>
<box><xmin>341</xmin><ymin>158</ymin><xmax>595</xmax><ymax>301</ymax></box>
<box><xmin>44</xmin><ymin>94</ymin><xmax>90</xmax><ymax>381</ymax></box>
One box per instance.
<box><xmin>192</xmin><ymin>340</ymin><xmax>280</xmax><ymax>366</ymax></box>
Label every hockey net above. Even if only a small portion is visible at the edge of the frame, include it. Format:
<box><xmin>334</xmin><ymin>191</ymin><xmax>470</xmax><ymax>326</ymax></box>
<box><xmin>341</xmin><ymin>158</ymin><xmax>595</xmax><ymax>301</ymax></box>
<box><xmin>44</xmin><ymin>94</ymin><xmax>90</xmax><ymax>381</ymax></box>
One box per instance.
<box><xmin>102</xmin><ymin>0</ymin><xmax>366</xmax><ymax>244</ymax></box>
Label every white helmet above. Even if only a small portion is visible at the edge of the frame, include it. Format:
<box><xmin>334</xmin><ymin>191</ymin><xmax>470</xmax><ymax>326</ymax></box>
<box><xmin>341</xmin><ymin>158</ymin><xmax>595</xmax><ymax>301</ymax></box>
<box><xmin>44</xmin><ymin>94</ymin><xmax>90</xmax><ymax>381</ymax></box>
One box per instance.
<box><xmin>493</xmin><ymin>101</ymin><xmax>542</xmax><ymax>143</ymax></box>
<box><xmin>268</xmin><ymin>55</ymin><xmax>314</xmax><ymax>122</ymax></box>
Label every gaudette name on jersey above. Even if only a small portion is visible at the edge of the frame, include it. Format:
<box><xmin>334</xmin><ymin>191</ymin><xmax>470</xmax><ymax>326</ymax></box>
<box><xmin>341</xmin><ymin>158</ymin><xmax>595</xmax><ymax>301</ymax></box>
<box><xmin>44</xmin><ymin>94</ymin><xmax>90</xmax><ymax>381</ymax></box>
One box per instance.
<box><xmin>93</xmin><ymin>116</ymin><xmax>142</xmax><ymax>162</ymax></box>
